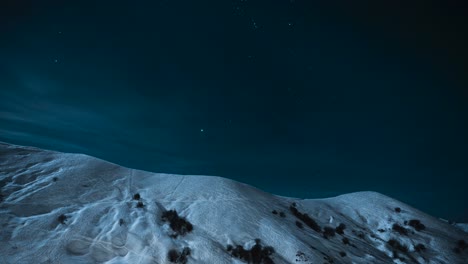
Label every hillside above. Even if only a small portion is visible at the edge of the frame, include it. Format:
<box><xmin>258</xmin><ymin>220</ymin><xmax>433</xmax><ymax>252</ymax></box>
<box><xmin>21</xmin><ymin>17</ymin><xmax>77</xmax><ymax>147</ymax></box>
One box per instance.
<box><xmin>0</xmin><ymin>142</ymin><xmax>466</xmax><ymax>264</ymax></box>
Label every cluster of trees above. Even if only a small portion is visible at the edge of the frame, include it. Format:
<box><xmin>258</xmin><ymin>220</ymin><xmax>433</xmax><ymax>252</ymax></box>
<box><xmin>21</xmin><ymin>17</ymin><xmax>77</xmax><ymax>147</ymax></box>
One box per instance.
<box><xmin>161</xmin><ymin>210</ymin><xmax>193</xmax><ymax>237</ymax></box>
<box><xmin>227</xmin><ymin>239</ymin><xmax>275</xmax><ymax>264</ymax></box>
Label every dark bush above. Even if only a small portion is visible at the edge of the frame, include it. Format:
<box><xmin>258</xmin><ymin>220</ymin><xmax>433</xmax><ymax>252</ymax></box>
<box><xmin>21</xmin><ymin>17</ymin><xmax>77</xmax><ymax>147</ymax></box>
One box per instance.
<box><xmin>339</xmin><ymin>251</ymin><xmax>346</xmax><ymax>257</ymax></box>
<box><xmin>387</xmin><ymin>239</ymin><xmax>408</xmax><ymax>253</ymax></box>
<box><xmin>414</xmin><ymin>243</ymin><xmax>426</xmax><ymax>252</ymax></box>
<box><xmin>295</xmin><ymin>221</ymin><xmax>304</xmax><ymax>229</ymax></box>
<box><xmin>168</xmin><ymin>249</ymin><xmax>179</xmax><ymax>262</ymax></box>
<box><xmin>263</xmin><ymin>246</ymin><xmax>275</xmax><ymax>255</ymax></box>
<box><xmin>52</xmin><ymin>177</ymin><xmax>58</xmax><ymax>182</ymax></box>
<box><xmin>167</xmin><ymin>247</ymin><xmax>191</xmax><ymax>264</ymax></box>
<box><xmin>229</xmin><ymin>239</ymin><xmax>275</xmax><ymax>264</ymax></box>
<box><xmin>133</xmin><ymin>193</ymin><xmax>141</xmax><ymax>200</ymax></box>
<box><xmin>408</xmin><ymin>219</ymin><xmax>425</xmax><ymax>231</ymax></box>
<box><xmin>182</xmin><ymin>247</ymin><xmax>191</xmax><ymax>257</ymax></box>
<box><xmin>57</xmin><ymin>214</ymin><xmax>68</xmax><ymax>224</ymax></box>
<box><xmin>161</xmin><ymin>210</ymin><xmax>193</xmax><ymax>236</ymax></box>
<box><xmin>231</xmin><ymin>245</ymin><xmax>249</xmax><ymax>261</ymax></box>
<box><xmin>323</xmin><ymin>227</ymin><xmax>336</xmax><ymax>239</ymax></box>
<box><xmin>454</xmin><ymin>239</ymin><xmax>467</xmax><ymax>254</ymax></box>
<box><xmin>251</xmin><ymin>243</ymin><xmax>263</xmax><ymax>263</ymax></box>
<box><xmin>279</xmin><ymin>212</ymin><xmax>286</xmax><ymax>218</ymax></box>
<box><xmin>357</xmin><ymin>232</ymin><xmax>365</xmax><ymax>239</ymax></box>
<box><xmin>387</xmin><ymin>239</ymin><xmax>397</xmax><ymax>247</ymax></box>
<box><xmin>394</xmin><ymin>207</ymin><xmax>401</xmax><ymax>213</ymax></box>
<box><xmin>342</xmin><ymin>237</ymin><xmax>350</xmax><ymax>245</ymax></box>
<box><xmin>378</xmin><ymin>229</ymin><xmax>385</xmax><ymax>233</ymax></box>
<box><xmin>392</xmin><ymin>224</ymin><xmax>409</xmax><ymax>236</ymax></box>
<box><xmin>457</xmin><ymin>239</ymin><xmax>467</xmax><ymax>250</ymax></box>
<box><xmin>272</xmin><ymin>210</ymin><xmax>278</xmax><ymax>215</ymax></box>
<box><xmin>119</xmin><ymin>218</ymin><xmax>125</xmax><ymax>226</ymax></box>
<box><xmin>295</xmin><ymin>251</ymin><xmax>308</xmax><ymax>262</ymax></box>
<box><xmin>289</xmin><ymin>206</ymin><xmax>321</xmax><ymax>232</ymax></box>
<box><xmin>335</xmin><ymin>223</ymin><xmax>346</xmax><ymax>235</ymax></box>
<box><xmin>226</xmin><ymin>245</ymin><xmax>233</xmax><ymax>251</ymax></box>
<box><xmin>136</xmin><ymin>201</ymin><xmax>144</xmax><ymax>208</ymax></box>
<box><xmin>289</xmin><ymin>206</ymin><xmax>298</xmax><ymax>214</ymax></box>
<box><xmin>291</xmin><ymin>202</ymin><xmax>297</xmax><ymax>207</ymax></box>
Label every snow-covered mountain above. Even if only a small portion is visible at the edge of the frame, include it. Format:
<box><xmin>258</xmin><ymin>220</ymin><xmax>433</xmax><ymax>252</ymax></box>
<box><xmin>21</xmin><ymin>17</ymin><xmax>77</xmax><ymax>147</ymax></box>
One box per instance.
<box><xmin>0</xmin><ymin>142</ymin><xmax>466</xmax><ymax>264</ymax></box>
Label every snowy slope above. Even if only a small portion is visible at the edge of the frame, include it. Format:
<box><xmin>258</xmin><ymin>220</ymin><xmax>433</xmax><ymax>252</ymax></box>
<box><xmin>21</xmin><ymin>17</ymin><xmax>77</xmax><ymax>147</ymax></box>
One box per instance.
<box><xmin>0</xmin><ymin>142</ymin><xmax>466</xmax><ymax>264</ymax></box>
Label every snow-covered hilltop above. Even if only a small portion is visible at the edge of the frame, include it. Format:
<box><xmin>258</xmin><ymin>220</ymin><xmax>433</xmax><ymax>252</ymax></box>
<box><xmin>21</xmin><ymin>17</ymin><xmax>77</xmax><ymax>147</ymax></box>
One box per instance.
<box><xmin>0</xmin><ymin>142</ymin><xmax>466</xmax><ymax>264</ymax></box>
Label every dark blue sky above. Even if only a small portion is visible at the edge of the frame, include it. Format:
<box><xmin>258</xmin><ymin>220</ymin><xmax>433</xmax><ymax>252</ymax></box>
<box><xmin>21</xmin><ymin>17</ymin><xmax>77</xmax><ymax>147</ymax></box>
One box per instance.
<box><xmin>1</xmin><ymin>0</ymin><xmax>467</xmax><ymax>221</ymax></box>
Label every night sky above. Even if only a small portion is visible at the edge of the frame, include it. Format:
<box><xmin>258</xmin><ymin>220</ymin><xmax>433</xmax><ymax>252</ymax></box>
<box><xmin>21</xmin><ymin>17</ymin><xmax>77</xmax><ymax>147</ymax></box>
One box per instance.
<box><xmin>1</xmin><ymin>1</ymin><xmax>467</xmax><ymax>221</ymax></box>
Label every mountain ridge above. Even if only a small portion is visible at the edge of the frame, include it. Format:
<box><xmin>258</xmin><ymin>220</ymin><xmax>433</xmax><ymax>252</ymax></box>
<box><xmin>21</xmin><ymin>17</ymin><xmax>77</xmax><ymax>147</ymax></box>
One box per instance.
<box><xmin>0</xmin><ymin>142</ymin><xmax>466</xmax><ymax>263</ymax></box>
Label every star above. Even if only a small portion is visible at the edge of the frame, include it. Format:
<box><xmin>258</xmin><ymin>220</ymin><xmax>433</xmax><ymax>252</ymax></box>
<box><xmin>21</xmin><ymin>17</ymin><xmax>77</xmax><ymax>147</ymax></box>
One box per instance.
<box><xmin>54</xmin><ymin>59</ymin><xmax>59</xmax><ymax>63</ymax></box>
<box><xmin>251</xmin><ymin>18</ymin><xmax>258</xmax><ymax>30</ymax></box>
<box><xmin>200</xmin><ymin>128</ymin><xmax>204</xmax><ymax>132</ymax></box>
